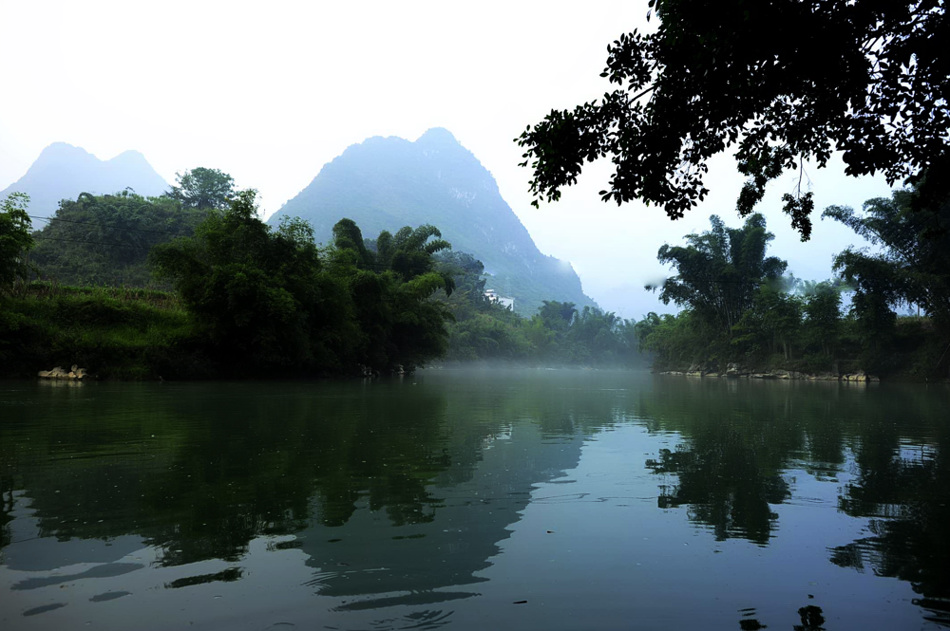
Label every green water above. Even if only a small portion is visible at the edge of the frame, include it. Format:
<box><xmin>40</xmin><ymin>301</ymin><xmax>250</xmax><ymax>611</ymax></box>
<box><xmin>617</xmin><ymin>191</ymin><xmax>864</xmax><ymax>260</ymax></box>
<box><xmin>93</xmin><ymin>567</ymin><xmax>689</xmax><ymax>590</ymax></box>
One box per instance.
<box><xmin>1</xmin><ymin>369</ymin><xmax>948</xmax><ymax>630</ymax></box>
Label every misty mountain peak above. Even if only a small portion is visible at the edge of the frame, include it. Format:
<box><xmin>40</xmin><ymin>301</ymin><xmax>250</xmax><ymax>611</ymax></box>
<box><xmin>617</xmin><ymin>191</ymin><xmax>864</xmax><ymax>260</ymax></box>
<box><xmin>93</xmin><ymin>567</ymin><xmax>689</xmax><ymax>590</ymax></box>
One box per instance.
<box><xmin>1</xmin><ymin>143</ymin><xmax>169</xmax><ymax>219</ymax></box>
<box><xmin>270</xmin><ymin>130</ymin><xmax>595</xmax><ymax>315</ymax></box>
<box><xmin>108</xmin><ymin>150</ymin><xmax>155</xmax><ymax>172</ymax></box>
<box><xmin>35</xmin><ymin>142</ymin><xmax>97</xmax><ymax>164</ymax></box>
<box><xmin>110</xmin><ymin>149</ymin><xmax>149</xmax><ymax>163</ymax></box>
<box><xmin>416</xmin><ymin>127</ymin><xmax>459</xmax><ymax>147</ymax></box>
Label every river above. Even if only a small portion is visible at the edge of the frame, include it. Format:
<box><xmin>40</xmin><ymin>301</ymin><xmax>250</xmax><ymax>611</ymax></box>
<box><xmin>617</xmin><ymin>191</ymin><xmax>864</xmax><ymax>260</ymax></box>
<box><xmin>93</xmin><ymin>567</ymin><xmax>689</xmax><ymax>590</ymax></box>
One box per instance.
<box><xmin>1</xmin><ymin>369</ymin><xmax>947</xmax><ymax>630</ymax></box>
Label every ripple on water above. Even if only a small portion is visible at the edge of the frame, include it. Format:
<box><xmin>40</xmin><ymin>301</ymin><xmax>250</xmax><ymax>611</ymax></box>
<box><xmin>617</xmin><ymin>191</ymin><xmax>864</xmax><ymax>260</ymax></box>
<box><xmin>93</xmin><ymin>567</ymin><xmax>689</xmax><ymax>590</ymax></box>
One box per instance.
<box><xmin>89</xmin><ymin>591</ymin><xmax>132</xmax><ymax>602</ymax></box>
<box><xmin>22</xmin><ymin>603</ymin><xmax>67</xmax><ymax>617</ymax></box>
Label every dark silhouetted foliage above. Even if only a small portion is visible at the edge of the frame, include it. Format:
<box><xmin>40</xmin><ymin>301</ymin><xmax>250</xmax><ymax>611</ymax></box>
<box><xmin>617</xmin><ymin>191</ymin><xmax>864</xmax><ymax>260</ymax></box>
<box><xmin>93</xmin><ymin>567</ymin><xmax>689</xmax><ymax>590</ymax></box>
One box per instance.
<box><xmin>517</xmin><ymin>0</ymin><xmax>949</xmax><ymax>239</ymax></box>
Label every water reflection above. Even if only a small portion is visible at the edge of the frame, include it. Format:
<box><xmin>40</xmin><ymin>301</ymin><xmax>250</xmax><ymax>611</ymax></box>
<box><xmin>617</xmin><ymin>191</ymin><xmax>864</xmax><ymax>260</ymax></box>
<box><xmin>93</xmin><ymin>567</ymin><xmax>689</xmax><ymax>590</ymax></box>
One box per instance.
<box><xmin>831</xmin><ymin>406</ymin><xmax>950</xmax><ymax>625</ymax></box>
<box><xmin>637</xmin><ymin>377</ymin><xmax>950</xmax><ymax>625</ymax></box>
<box><xmin>640</xmin><ymin>378</ymin><xmax>819</xmax><ymax>543</ymax></box>
<box><xmin>1</xmin><ymin>372</ymin><xmax>948</xmax><ymax>630</ymax></box>
<box><xmin>297</xmin><ymin>418</ymin><xmax>583</xmax><ymax>609</ymax></box>
<box><xmin>645</xmin><ymin>435</ymin><xmax>791</xmax><ymax>545</ymax></box>
<box><xmin>1</xmin><ymin>374</ymin><xmax>591</xmax><ymax>623</ymax></box>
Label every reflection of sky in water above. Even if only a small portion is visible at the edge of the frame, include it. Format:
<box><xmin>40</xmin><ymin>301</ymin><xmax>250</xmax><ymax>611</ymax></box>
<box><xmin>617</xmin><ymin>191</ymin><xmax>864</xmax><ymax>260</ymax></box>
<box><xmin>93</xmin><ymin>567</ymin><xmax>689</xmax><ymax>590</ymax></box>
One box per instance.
<box><xmin>2</xmin><ymin>529</ymin><xmax>319</xmax><ymax>630</ymax></box>
<box><xmin>897</xmin><ymin>440</ymin><xmax>938</xmax><ymax>465</ymax></box>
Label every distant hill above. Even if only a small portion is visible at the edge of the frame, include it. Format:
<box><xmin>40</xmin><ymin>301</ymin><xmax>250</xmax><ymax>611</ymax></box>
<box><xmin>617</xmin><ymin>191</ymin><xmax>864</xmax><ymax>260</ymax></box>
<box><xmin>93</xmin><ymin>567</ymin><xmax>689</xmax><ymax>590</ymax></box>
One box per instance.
<box><xmin>269</xmin><ymin>128</ymin><xmax>595</xmax><ymax>316</ymax></box>
<box><xmin>0</xmin><ymin>143</ymin><xmax>169</xmax><ymax>220</ymax></box>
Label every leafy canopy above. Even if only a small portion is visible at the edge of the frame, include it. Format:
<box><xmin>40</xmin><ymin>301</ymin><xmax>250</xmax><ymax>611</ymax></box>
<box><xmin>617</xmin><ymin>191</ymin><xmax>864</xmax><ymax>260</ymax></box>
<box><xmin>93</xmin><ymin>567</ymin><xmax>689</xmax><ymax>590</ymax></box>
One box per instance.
<box><xmin>0</xmin><ymin>192</ymin><xmax>34</xmax><ymax>293</ymax></box>
<box><xmin>150</xmin><ymin>190</ymin><xmax>355</xmax><ymax>370</ymax></box>
<box><xmin>517</xmin><ymin>0</ymin><xmax>949</xmax><ymax>240</ymax></box>
<box><xmin>330</xmin><ymin>219</ymin><xmax>454</xmax><ymax>372</ymax></box>
<box><xmin>30</xmin><ymin>190</ymin><xmax>205</xmax><ymax>287</ymax></box>
<box><xmin>168</xmin><ymin>167</ymin><xmax>235</xmax><ymax>211</ymax></box>
<box><xmin>825</xmin><ymin>182</ymin><xmax>950</xmax><ymax>329</ymax></box>
<box><xmin>651</xmin><ymin>213</ymin><xmax>787</xmax><ymax>333</ymax></box>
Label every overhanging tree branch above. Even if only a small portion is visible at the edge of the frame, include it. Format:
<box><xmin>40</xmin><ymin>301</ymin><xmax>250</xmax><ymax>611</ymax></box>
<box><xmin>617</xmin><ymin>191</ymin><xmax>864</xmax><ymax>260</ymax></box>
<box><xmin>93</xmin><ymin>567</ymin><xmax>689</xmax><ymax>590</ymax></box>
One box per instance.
<box><xmin>517</xmin><ymin>0</ymin><xmax>949</xmax><ymax>240</ymax></box>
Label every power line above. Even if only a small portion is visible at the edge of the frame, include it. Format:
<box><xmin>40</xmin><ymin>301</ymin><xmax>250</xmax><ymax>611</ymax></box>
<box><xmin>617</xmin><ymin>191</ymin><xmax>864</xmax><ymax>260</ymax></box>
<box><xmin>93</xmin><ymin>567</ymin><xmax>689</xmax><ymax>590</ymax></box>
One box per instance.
<box><xmin>32</xmin><ymin>234</ymin><xmax>149</xmax><ymax>250</ymax></box>
<box><xmin>30</xmin><ymin>214</ymin><xmax>189</xmax><ymax>236</ymax></box>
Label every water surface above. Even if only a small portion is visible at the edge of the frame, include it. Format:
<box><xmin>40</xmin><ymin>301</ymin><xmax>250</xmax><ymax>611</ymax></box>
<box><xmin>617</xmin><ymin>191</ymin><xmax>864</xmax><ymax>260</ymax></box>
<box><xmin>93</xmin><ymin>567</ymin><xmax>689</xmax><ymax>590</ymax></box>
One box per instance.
<box><xmin>1</xmin><ymin>369</ymin><xmax>948</xmax><ymax>630</ymax></box>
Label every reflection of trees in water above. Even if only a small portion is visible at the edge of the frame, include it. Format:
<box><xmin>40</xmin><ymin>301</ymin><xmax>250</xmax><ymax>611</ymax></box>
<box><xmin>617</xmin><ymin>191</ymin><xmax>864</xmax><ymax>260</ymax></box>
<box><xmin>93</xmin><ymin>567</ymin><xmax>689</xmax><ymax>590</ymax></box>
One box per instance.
<box><xmin>0</xmin><ymin>482</ymin><xmax>12</xmax><ymax>550</ymax></box>
<box><xmin>646</xmin><ymin>432</ymin><xmax>790</xmax><ymax>544</ymax></box>
<box><xmin>831</xmin><ymin>411</ymin><xmax>950</xmax><ymax>623</ymax></box>
<box><xmin>639</xmin><ymin>380</ymin><xmax>814</xmax><ymax>544</ymax></box>
<box><xmin>0</xmin><ymin>371</ymin><xmax>599</xmax><ymax>610</ymax></box>
<box><xmin>638</xmin><ymin>378</ymin><xmax>950</xmax><ymax>622</ymax></box>
<box><xmin>5</xmin><ymin>373</ymin><xmax>949</xmax><ymax>622</ymax></box>
<box><xmin>0</xmin><ymin>382</ymin><xmax>472</xmax><ymax>566</ymax></box>
<box><xmin>0</xmin><ymin>374</ymin><xmax>604</xmax><ymax>570</ymax></box>
<box><xmin>638</xmin><ymin>379</ymin><xmax>948</xmax><ymax>553</ymax></box>
<box><xmin>0</xmin><ymin>422</ymin><xmax>19</xmax><ymax>549</ymax></box>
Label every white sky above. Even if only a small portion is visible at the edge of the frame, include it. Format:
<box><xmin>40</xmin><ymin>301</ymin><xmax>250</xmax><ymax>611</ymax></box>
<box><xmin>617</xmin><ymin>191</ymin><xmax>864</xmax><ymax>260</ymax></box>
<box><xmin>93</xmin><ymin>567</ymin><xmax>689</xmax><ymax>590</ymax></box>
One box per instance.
<box><xmin>0</xmin><ymin>0</ymin><xmax>894</xmax><ymax>318</ymax></box>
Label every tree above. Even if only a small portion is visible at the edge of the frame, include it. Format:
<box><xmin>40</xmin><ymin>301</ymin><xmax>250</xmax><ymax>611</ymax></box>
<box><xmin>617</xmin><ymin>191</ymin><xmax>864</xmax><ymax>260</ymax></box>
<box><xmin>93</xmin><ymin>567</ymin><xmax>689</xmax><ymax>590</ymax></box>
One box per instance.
<box><xmin>825</xmin><ymin>183</ymin><xmax>950</xmax><ymax>329</ymax></box>
<box><xmin>516</xmin><ymin>0</ymin><xmax>949</xmax><ymax>240</ymax></box>
<box><xmin>30</xmin><ymin>190</ymin><xmax>205</xmax><ymax>287</ymax></box>
<box><xmin>801</xmin><ymin>281</ymin><xmax>843</xmax><ymax>359</ymax></box>
<box><xmin>567</xmin><ymin>306</ymin><xmax>636</xmax><ymax>365</ymax></box>
<box><xmin>732</xmin><ymin>285</ymin><xmax>803</xmax><ymax>361</ymax></box>
<box><xmin>537</xmin><ymin>300</ymin><xmax>577</xmax><ymax>332</ymax></box>
<box><xmin>651</xmin><ymin>213</ymin><xmax>787</xmax><ymax>334</ymax></box>
<box><xmin>167</xmin><ymin>167</ymin><xmax>235</xmax><ymax>210</ymax></box>
<box><xmin>330</xmin><ymin>219</ymin><xmax>454</xmax><ymax>373</ymax></box>
<box><xmin>150</xmin><ymin>190</ymin><xmax>355</xmax><ymax>371</ymax></box>
<box><xmin>374</xmin><ymin>224</ymin><xmax>454</xmax><ymax>289</ymax></box>
<box><xmin>635</xmin><ymin>310</ymin><xmax>720</xmax><ymax>369</ymax></box>
<box><xmin>0</xmin><ymin>192</ymin><xmax>34</xmax><ymax>293</ymax></box>
<box><xmin>434</xmin><ymin>250</ymin><xmax>488</xmax><ymax>307</ymax></box>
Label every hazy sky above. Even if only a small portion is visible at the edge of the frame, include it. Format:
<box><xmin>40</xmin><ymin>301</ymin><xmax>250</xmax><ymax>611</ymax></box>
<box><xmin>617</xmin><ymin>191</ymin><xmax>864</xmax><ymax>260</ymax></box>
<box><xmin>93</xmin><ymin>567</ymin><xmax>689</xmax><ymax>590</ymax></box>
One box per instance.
<box><xmin>0</xmin><ymin>0</ymin><xmax>894</xmax><ymax>317</ymax></box>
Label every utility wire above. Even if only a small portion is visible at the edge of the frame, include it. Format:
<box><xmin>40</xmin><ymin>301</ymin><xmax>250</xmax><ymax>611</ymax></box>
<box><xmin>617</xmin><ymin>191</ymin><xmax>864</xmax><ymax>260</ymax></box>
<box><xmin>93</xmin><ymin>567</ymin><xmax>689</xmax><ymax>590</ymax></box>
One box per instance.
<box><xmin>32</xmin><ymin>234</ymin><xmax>149</xmax><ymax>250</ymax></box>
<box><xmin>30</xmin><ymin>214</ymin><xmax>190</xmax><ymax>236</ymax></box>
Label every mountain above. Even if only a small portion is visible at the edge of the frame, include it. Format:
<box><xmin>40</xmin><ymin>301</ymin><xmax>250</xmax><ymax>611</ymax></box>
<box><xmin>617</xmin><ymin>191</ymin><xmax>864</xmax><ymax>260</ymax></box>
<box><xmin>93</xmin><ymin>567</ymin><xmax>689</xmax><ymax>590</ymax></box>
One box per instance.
<box><xmin>269</xmin><ymin>128</ymin><xmax>595</xmax><ymax>316</ymax></box>
<box><xmin>0</xmin><ymin>143</ymin><xmax>169</xmax><ymax>220</ymax></box>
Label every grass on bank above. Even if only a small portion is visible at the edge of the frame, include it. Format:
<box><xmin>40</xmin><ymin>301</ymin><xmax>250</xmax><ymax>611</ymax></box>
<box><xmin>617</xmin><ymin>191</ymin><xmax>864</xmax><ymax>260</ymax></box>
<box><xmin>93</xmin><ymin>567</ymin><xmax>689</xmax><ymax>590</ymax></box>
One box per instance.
<box><xmin>1</xmin><ymin>282</ymin><xmax>211</xmax><ymax>380</ymax></box>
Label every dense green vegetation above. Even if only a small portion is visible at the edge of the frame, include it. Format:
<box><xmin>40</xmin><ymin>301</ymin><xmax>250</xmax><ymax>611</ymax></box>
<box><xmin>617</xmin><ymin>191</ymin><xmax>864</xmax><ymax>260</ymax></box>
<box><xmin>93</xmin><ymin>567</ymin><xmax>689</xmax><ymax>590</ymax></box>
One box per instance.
<box><xmin>635</xmin><ymin>185</ymin><xmax>950</xmax><ymax>380</ymax></box>
<box><xmin>29</xmin><ymin>190</ymin><xmax>206</xmax><ymax>287</ymax></box>
<box><xmin>826</xmin><ymin>183</ymin><xmax>950</xmax><ymax>337</ymax></box>
<box><xmin>0</xmin><ymin>192</ymin><xmax>34</xmax><ymax>293</ymax></box>
<box><xmin>0</xmin><ymin>283</ymin><xmax>199</xmax><ymax>380</ymax></box>
<box><xmin>146</xmin><ymin>189</ymin><xmax>456</xmax><ymax>376</ymax></box>
<box><xmin>1</xmin><ymin>175</ymin><xmax>643</xmax><ymax>379</ymax></box>
<box><xmin>6</xmin><ymin>171</ymin><xmax>949</xmax><ymax>381</ymax></box>
<box><xmin>444</xmin><ymin>298</ymin><xmax>640</xmax><ymax>367</ymax></box>
<box><xmin>429</xmin><ymin>250</ymin><xmax>640</xmax><ymax>366</ymax></box>
<box><xmin>167</xmin><ymin>166</ymin><xmax>235</xmax><ymax>211</ymax></box>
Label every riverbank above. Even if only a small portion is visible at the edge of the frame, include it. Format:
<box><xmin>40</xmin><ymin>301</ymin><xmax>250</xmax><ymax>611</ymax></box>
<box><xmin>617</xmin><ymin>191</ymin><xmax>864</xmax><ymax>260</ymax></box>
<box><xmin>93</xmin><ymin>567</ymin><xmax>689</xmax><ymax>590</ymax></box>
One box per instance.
<box><xmin>1</xmin><ymin>282</ymin><xmax>648</xmax><ymax>381</ymax></box>
<box><xmin>0</xmin><ymin>283</ymin><xmax>213</xmax><ymax>380</ymax></box>
<box><xmin>658</xmin><ymin>366</ymin><xmax>881</xmax><ymax>382</ymax></box>
<box><xmin>641</xmin><ymin>310</ymin><xmax>950</xmax><ymax>383</ymax></box>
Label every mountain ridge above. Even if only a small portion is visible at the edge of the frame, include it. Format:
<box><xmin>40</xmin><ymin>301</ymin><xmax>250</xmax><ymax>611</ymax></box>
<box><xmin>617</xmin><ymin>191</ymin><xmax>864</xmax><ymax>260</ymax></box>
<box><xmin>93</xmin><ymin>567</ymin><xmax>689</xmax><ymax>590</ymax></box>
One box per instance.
<box><xmin>0</xmin><ymin>142</ymin><xmax>169</xmax><ymax>220</ymax></box>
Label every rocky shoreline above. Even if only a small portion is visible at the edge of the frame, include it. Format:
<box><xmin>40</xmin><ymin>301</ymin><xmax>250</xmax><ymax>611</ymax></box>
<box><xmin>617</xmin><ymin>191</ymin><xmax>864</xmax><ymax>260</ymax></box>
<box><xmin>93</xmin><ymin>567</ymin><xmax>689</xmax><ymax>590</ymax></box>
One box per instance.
<box><xmin>659</xmin><ymin>363</ymin><xmax>879</xmax><ymax>382</ymax></box>
<box><xmin>38</xmin><ymin>365</ymin><xmax>89</xmax><ymax>380</ymax></box>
